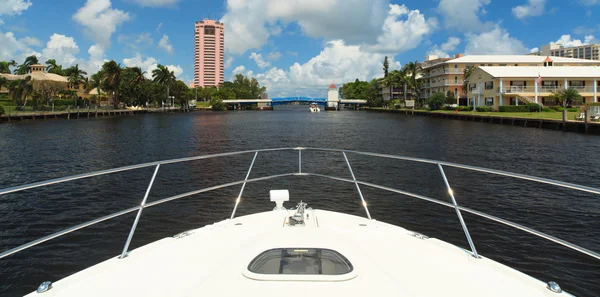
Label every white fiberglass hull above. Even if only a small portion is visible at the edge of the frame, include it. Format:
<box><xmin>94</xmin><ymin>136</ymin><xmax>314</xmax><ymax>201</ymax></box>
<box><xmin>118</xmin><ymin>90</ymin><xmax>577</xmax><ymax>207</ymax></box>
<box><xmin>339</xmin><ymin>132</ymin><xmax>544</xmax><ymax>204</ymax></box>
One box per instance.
<box><xmin>25</xmin><ymin>208</ymin><xmax>572</xmax><ymax>297</ymax></box>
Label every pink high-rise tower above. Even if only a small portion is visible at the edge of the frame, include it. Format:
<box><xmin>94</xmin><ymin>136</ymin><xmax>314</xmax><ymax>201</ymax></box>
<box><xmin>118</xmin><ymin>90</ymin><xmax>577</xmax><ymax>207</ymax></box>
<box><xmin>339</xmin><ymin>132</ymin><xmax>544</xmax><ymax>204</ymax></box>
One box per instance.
<box><xmin>194</xmin><ymin>20</ymin><xmax>224</xmax><ymax>88</ymax></box>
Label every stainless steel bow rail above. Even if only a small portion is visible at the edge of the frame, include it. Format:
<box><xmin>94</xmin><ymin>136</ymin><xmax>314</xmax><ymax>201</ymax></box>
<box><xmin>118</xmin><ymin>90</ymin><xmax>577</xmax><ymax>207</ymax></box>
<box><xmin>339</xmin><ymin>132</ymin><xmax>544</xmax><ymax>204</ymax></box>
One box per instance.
<box><xmin>1</xmin><ymin>147</ymin><xmax>599</xmax><ymax>262</ymax></box>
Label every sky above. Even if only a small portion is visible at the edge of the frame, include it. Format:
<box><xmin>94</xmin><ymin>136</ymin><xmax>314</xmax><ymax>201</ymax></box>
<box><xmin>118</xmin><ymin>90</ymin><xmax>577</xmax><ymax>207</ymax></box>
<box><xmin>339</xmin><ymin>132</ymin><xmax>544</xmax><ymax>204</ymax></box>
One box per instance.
<box><xmin>1</xmin><ymin>0</ymin><xmax>599</xmax><ymax>97</ymax></box>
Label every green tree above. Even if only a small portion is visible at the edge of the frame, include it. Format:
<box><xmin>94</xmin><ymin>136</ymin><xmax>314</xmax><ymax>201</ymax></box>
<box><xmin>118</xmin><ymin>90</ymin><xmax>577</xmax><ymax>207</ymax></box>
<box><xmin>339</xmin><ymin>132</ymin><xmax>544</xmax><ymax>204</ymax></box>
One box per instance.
<box><xmin>383</xmin><ymin>56</ymin><xmax>390</xmax><ymax>78</ymax></box>
<box><xmin>445</xmin><ymin>91</ymin><xmax>456</xmax><ymax>105</ymax></box>
<box><xmin>427</xmin><ymin>92</ymin><xmax>445</xmax><ymax>110</ymax></box>
<box><xmin>462</xmin><ymin>66</ymin><xmax>474</xmax><ymax>97</ymax></box>
<box><xmin>90</xmin><ymin>70</ymin><xmax>104</xmax><ymax>103</ymax></box>
<box><xmin>551</xmin><ymin>88</ymin><xmax>582</xmax><ymax>108</ymax></box>
<box><xmin>0</xmin><ymin>61</ymin><xmax>15</xmax><ymax>74</ymax></box>
<box><xmin>45</xmin><ymin>59</ymin><xmax>64</xmax><ymax>75</ymax></box>
<box><xmin>403</xmin><ymin>61</ymin><xmax>421</xmax><ymax>100</ymax></box>
<box><xmin>152</xmin><ymin>64</ymin><xmax>176</xmax><ymax>106</ymax></box>
<box><xmin>8</xmin><ymin>76</ymin><xmax>34</xmax><ymax>107</ymax></box>
<box><xmin>101</xmin><ymin>60</ymin><xmax>123</xmax><ymax>108</ymax></box>
<box><xmin>14</xmin><ymin>55</ymin><xmax>39</xmax><ymax>74</ymax></box>
<box><xmin>210</xmin><ymin>97</ymin><xmax>227</xmax><ymax>111</ymax></box>
<box><xmin>0</xmin><ymin>77</ymin><xmax>8</xmax><ymax>93</ymax></box>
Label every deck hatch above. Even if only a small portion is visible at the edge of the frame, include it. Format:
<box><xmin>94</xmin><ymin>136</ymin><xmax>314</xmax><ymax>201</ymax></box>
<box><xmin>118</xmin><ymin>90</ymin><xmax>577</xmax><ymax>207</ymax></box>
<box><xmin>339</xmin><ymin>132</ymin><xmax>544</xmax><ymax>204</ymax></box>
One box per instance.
<box><xmin>248</xmin><ymin>248</ymin><xmax>353</xmax><ymax>275</ymax></box>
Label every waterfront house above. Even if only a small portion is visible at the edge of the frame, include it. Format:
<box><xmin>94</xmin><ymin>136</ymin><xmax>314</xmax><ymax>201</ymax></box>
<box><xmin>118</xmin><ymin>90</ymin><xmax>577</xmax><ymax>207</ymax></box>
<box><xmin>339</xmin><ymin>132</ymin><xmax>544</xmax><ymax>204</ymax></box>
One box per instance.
<box><xmin>465</xmin><ymin>65</ymin><xmax>600</xmax><ymax>110</ymax></box>
<box><xmin>419</xmin><ymin>55</ymin><xmax>600</xmax><ymax>106</ymax></box>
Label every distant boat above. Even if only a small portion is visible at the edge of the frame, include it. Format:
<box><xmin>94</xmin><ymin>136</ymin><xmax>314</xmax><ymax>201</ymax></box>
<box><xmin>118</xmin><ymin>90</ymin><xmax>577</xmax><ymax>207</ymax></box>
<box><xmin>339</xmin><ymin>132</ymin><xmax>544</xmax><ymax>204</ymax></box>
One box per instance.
<box><xmin>309</xmin><ymin>103</ymin><xmax>320</xmax><ymax>112</ymax></box>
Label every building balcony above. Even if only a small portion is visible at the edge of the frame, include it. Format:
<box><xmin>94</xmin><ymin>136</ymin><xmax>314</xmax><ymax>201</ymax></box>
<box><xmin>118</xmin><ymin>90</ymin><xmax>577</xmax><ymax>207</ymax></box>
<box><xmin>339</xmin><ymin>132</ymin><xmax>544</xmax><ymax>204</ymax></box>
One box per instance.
<box><xmin>428</xmin><ymin>80</ymin><xmax>464</xmax><ymax>87</ymax></box>
<box><xmin>498</xmin><ymin>86</ymin><xmax>596</xmax><ymax>94</ymax></box>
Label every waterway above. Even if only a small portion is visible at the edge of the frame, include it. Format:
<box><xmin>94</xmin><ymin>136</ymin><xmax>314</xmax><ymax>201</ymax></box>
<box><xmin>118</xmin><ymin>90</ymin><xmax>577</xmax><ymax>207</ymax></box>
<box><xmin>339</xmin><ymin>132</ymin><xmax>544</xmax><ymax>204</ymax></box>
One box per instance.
<box><xmin>0</xmin><ymin>105</ymin><xmax>599</xmax><ymax>296</ymax></box>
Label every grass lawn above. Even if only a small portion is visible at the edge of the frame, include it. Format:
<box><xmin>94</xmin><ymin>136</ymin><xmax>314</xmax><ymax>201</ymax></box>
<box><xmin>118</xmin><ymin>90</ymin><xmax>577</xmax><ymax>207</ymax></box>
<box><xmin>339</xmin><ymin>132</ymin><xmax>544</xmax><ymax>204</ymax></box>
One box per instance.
<box><xmin>429</xmin><ymin>110</ymin><xmax>581</xmax><ymax>121</ymax></box>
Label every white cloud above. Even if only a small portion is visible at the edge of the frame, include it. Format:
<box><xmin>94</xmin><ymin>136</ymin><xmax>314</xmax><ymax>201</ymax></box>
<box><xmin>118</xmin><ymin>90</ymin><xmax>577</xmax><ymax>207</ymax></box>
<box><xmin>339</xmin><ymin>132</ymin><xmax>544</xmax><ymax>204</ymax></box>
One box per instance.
<box><xmin>428</xmin><ymin>36</ymin><xmax>461</xmax><ymax>58</ymax></box>
<box><xmin>158</xmin><ymin>34</ymin><xmax>173</xmax><ymax>54</ymax></box>
<box><xmin>42</xmin><ymin>34</ymin><xmax>80</xmax><ymax>66</ymax></box>
<box><xmin>465</xmin><ymin>26</ymin><xmax>528</xmax><ymax>55</ymax></box>
<box><xmin>0</xmin><ymin>0</ymin><xmax>32</xmax><ymax>16</ymax></box>
<box><xmin>123</xmin><ymin>52</ymin><xmax>183</xmax><ymax>79</ymax></box>
<box><xmin>128</xmin><ymin>0</ymin><xmax>180</xmax><ymax>7</ymax></box>
<box><xmin>437</xmin><ymin>0</ymin><xmax>492</xmax><ymax>32</ymax></box>
<box><xmin>221</xmin><ymin>0</ymin><xmax>433</xmax><ymax>55</ymax></box>
<box><xmin>224</xmin><ymin>57</ymin><xmax>234</xmax><ymax>69</ymax></box>
<box><xmin>365</xmin><ymin>4</ymin><xmax>437</xmax><ymax>53</ymax></box>
<box><xmin>512</xmin><ymin>0</ymin><xmax>546</xmax><ymax>20</ymax></box>
<box><xmin>19</xmin><ymin>36</ymin><xmax>41</xmax><ymax>47</ymax></box>
<box><xmin>266</xmin><ymin>51</ymin><xmax>282</xmax><ymax>61</ymax></box>
<box><xmin>551</xmin><ymin>34</ymin><xmax>596</xmax><ymax>47</ymax></box>
<box><xmin>0</xmin><ymin>30</ymin><xmax>37</xmax><ymax>62</ymax></box>
<box><xmin>72</xmin><ymin>0</ymin><xmax>130</xmax><ymax>47</ymax></box>
<box><xmin>529</xmin><ymin>47</ymin><xmax>540</xmax><ymax>53</ymax></box>
<box><xmin>287</xmin><ymin>51</ymin><xmax>298</xmax><ymax>57</ymax></box>
<box><xmin>579</xmin><ymin>0</ymin><xmax>599</xmax><ymax>5</ymax></box>
<box><xmin>236</xmin><ymin>40</ymin><xmax>400</xmax><ymax>97</ymax></box>
<box><xmin>249</xmin><ymin>52</ymin><xmax>271</xmax><ymax>69</ymax></box>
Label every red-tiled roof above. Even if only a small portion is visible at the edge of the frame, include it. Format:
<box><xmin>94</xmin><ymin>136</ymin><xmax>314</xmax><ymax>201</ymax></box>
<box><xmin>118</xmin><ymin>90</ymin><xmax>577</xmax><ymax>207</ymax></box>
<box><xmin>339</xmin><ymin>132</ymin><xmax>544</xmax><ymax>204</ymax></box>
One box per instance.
<box><xmin>329</xmin><ymin>84</ymin><xmax>337</xmax><ymax>89</ymax></box>
<box><xmin>543</xmin><ymin>56</ymin><xmax>553</xmax><ymax>63</ymax></box>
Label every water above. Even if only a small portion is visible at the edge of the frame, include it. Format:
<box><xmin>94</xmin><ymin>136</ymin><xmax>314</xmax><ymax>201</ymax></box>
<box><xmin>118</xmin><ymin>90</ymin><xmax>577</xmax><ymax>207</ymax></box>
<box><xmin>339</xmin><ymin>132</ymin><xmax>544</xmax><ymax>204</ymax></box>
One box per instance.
<box><xmin>1</xmin><ymin>106</ymin><xmax>599</xmax><ymax>296</ymax></box>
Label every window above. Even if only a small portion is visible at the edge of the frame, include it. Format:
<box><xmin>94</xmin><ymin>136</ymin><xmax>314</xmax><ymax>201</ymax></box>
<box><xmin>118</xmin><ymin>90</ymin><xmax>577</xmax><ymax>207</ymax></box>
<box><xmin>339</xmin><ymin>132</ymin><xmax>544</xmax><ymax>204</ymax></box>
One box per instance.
<box><xmin>204</xmin><ymin>26</ymin><xmax>215</xmax><ymax>35</ymax></box>
<box><xmin>469</xmin><ymin>83</ymin><xmax>476</xmax><ymax>91</ymax></box>
<box><xmin>454</xmin><ymin>88</ymin><xmax>458</xmax><ymax>96</ymax></box>
<box><xmin>485</xmin><ymin>81</ymin><xmax>494</xmax><ymax>90</ymax></box>
<box><xmin>248</xmin><ymin>248</ymin><xmax>353</xmax><ymax>275</ymax></box>
<box><xmin>454</xmin><ymin>64</ymin><xmax>458</xmax><ymax>69</ymax></box>
<box><xmin>454</xmin><ymin>76</ymin><xmax>458</xmax><ymax>83</ymax></box>
<box><xmin>485</xmin><ymin>97</ymin><xmax>494</xmax><ymax>106</ymax></box>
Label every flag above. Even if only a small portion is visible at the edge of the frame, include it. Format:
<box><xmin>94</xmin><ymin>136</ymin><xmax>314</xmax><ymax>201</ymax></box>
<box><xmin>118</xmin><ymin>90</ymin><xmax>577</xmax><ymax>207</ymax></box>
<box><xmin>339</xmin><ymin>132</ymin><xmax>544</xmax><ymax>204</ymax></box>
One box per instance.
<box><xmin>536</xmin><ymin>73</ymin><xmax>542</xmax><ymax>85</ymax></box>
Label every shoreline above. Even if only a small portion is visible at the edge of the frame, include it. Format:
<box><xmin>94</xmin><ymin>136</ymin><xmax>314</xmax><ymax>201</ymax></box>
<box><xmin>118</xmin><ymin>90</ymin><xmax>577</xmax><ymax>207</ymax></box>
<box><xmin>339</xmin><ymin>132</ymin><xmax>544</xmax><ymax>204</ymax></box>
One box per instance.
<box><xmin>366</xmin><ymin>108</ymin><xmax>600</xmax><ymax>135</ymax></box>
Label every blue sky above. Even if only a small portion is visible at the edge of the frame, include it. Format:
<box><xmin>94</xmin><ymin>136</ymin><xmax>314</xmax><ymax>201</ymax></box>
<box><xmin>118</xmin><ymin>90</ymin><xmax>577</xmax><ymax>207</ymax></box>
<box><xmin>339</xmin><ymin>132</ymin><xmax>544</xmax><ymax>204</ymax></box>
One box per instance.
<box><xmin>1</xmin><ymin>0</ymin><xmax>599</xmax><ymax>96</ymax></box>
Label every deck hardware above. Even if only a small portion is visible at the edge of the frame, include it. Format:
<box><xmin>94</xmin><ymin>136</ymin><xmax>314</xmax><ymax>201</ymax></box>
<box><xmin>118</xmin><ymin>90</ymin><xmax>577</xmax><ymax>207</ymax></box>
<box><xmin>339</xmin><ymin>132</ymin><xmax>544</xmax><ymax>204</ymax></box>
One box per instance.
<box><xmin>235</xmin><ymin>223</ymin><xmax>242</xmax><ymax>225</ymax></box>
<box><xmin>359</xmin><ymin>224</ymin><xmax>367</xmax><ymax>227</ymax></box>
<box><xmin>547</xmin><ymin>281</ymin><xmax>562</xmax><ymax>293</ymax></box>
<box><xmin>438</xmin><ymin>163</ymin><xmax>479</xmax><ymax>259</ymax></box>
<box><xmin>119</xmin><ymin>164</ymin><xmax>161</xmax><ymax>259</ymax></box>
<box><xmin>343</xmin><ymin>151</ymin><xmax>372</xmax><ymax>220</ymax></box>
<box><xmin>36</xmin><ymin>281</ymin><xmax>52</xmax><ymax>293</ymax></box>
<box><xmin>230</xmin><ymin>151</ymin><xmax>259</xmax><ymax>219</ymax></box>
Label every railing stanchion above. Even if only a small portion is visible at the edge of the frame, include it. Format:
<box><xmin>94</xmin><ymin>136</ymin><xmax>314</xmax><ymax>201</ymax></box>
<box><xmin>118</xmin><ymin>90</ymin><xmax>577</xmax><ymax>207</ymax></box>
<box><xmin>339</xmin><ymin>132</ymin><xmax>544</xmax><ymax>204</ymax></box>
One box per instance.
<box><xmin>230</xmin><ymin>151</ymin><xmax>259</xmax><ymax>219</ymax></box>
<box><xmin>119</xmin><ymin>164</ymin><xmax>161</xmax><ymax>259</ymax></box>
<box><xmin>298</xmin><ymin>149</ymin><xmax>302</xmax><ymax>174</ymax></box>
<box><xmin>437</xmin><ymin>163</ymin><xmax>479</xmax><ymax>258</ymax></box>
<box><xmin>342</xmin><ymin>151</ymin><xmax>372</xmax><ymax>220</ymax></box>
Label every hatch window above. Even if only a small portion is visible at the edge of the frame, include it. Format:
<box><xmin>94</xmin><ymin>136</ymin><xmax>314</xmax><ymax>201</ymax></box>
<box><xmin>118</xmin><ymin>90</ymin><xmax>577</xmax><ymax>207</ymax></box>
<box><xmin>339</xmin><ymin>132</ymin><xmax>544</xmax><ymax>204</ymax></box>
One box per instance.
<box><xmin>248</xmin><ymin>248</ymin><xmax>353</xmax><ymax>275</ymax></box>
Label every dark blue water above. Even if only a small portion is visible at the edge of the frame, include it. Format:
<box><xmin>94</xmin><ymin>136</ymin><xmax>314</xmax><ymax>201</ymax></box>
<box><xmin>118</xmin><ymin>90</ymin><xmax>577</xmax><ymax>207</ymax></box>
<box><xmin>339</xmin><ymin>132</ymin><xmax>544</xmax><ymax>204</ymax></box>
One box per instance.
<box><xmin>1</xmin><ymin>106</ymin><xmax>599</xmax><ymax>296</ymax></box>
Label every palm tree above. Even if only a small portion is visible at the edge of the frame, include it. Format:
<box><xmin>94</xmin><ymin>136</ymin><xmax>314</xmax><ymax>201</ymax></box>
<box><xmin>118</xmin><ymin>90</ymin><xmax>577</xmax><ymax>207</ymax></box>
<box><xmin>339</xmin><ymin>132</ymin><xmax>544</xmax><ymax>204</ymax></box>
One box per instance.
<box><xmin>551</xmin><ymin>88</ymin><xmax>582</xmax><ymax>108</ymax></box>
<box><xmin>14</xmin><ymin>55</ymin><xmax>39</xmax><ymax>74</ymax></box>
<box><xmin>152</xmin><ymin>64</ymin><xmax>176</xmax><ymax>107</ymax></box>
<box><xmin>0</xmin><ymin>62</ymin><xmax>10</xmax><ymax>74</ymax></box>
<box><xmin>0</xmin><ymin>77</ymin><xmax>8</xmax><ymax>93</ymax></box>
<box><xmin>90</xmin><ymin>71</ymin><xmax>104</xmax><ymax>104</ymax></box>
<box><xmin>129</xmin><ymin>67</ymin><xmax>146</xmax><ymax>105</ymax></box>
<box><xmin>9</xmin><ymin>76</ymin><xmax>34</xmax><ymax>107</ymax></box>
<box><xmin>403</xmin><ymin>60</ymin><xmax>421</xmax><ymax>99</ymax></box>
<box><xmin>101</xmin><ymin>61</ymin><xmax>123</xmax><ymax>108</ymax></box>
<box><xmin>45</xmin><ymin>59</ymin><xmax>64</xmax><ymax>75</ymax></box>
<box><xmin>462</xmin><ymin>66</ymin><xmax>475</xmax><ymax>98</ymax></box>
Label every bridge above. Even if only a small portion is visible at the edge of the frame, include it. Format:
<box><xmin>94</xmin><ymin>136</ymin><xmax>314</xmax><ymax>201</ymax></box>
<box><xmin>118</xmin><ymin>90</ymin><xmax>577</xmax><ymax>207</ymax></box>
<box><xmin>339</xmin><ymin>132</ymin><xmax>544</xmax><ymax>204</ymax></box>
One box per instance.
<box><xmin>222</xmin><ymin>97</ymin><xmax>367</xmax><ymax>110</ymax></box>
<box><xmin>221</xmin><ymin>85</ymin><xmax>366</xmax><ymax>110</ymax></box>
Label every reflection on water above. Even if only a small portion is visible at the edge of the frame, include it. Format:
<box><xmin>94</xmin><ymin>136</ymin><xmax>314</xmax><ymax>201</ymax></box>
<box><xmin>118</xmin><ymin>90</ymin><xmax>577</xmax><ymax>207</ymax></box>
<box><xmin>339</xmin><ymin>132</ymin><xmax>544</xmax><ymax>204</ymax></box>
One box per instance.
<box><xmin>0</xmin><ymin>106</ymin><xmax>599</xmax><ymax>296</ymax></box>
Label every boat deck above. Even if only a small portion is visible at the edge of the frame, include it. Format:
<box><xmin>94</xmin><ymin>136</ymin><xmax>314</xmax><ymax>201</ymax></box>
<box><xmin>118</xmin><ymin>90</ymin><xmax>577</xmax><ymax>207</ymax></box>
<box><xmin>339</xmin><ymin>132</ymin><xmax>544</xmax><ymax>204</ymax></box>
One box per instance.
<box><xmin>25</xmin><ymin>208</ymin><xmax>569</xmax><ymax>297</ymax></box>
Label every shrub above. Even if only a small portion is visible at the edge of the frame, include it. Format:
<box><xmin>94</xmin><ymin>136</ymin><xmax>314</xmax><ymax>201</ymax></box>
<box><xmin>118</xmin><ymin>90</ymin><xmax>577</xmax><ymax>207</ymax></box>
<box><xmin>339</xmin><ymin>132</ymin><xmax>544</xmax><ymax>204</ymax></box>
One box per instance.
<box><xmin>210</xmin><ymin>97</ymin><xmax>227</xmax><ymax>111</ymax></box>
<box><xmin>53</xmin><ymin>99</ymin><xmax>75</xmax><ymax>106</ymax></box>
<box><xmin>499</xmin><ymin>104</ymin><xmax>541</xmax><ymax>112</ymax></box>
<box><xmin>0</xmin><ymin>105</ymin><xmax>4</xmax><ymax>115</ymax></box>
<box><xmin>566</xmin><ymin>108</ymin><xmax>579</xmax><ymax>112</ymax></box>
<box><xmin>542</xmin><ymin>107</ymin><xmax>554</xmax><ymax>112</ymax></box>
<box><xmin>476</xmin><ymin>107</ymin><xmax>492</xmax><ymax>112</ymax></box>
<box><xmin>427</xmin><ymin>92</ymin><xmax>446</xmax><ymax>110</ymax></box>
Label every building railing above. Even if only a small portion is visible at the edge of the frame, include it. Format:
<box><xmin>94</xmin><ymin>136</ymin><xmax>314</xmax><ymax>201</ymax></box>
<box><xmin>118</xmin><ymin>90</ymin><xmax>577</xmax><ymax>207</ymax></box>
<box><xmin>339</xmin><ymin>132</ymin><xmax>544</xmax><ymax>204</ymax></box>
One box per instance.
<box><xmin>429</xmin><ymin>80</ymin><xmax>464</xmax><ymax>87</ymax></box>
<box><xmin>499</xmin><ymin>86</ymin><xmax>596</xmax><ymax>94</ymax></box>
<box><xmin>0</xmin><ymin>147</ymin><xmax>599</xmax><ymax>264</ymax></box>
